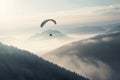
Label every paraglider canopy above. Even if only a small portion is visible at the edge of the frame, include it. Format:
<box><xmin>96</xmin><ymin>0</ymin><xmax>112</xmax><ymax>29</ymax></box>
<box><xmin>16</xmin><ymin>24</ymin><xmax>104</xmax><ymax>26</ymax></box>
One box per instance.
<box><xmin>40</xmin><ymin>19</ymin><xmax>57</xmax><ymax>28</ymax></box>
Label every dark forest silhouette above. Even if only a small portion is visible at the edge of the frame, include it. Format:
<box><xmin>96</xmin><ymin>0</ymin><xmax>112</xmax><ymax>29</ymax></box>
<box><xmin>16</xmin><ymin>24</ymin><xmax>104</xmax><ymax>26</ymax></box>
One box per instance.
<box><xmin>0</xmin><ymin>43</ymin><xmax>89</xmax><ymax>80</ymax></box>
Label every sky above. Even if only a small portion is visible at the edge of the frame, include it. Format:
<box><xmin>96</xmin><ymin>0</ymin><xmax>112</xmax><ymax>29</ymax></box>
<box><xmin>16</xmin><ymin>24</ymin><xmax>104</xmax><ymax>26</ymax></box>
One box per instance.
<box><xmin>0</xmin><ymin>0</ymin><xmax>120</xmax><ymax>30</ymax></box>
<box><xmin>0</xmin><ymin>0</ymin><xmax>120</xmax><ymax>54</ymax></box>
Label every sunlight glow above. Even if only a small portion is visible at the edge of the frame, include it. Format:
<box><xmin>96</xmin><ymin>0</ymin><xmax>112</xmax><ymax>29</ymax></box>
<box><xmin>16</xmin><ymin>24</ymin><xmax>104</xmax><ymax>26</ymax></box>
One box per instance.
<box><xmin>0</xmin><ymin>0</ymin><xmax>15</xmax><ymax>18</ymax></box>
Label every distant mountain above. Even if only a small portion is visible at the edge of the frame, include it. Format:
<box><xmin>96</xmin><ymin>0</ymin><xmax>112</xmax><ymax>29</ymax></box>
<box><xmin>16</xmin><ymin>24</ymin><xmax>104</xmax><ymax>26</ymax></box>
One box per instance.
<box><xmin>29</xmin><ymin>29</ymin><xmax>70</xmax><ymax>40</ymax></box>
<box><xmin>103</xmin><ymin>23</ymin><xmax>120</xmax><ymax>30</ymax></box>
<box><xmin>106</xmin><ymin>25</ymin><xmax>120</xmax><ymax>33</ymax></box>
<box><xmin>59</xmin><ymin>26</ymin><xmax>106</xmax><ymax>35</ymax></box>
<box><xmin>43</xmin><ymin>32</ymin><xmax>120</xmax><ymax>80</ymax></box>
<box><xmin>0</xmin><ymin>43</ymin><xmax>88</xmax><ymax>80</ymax></box>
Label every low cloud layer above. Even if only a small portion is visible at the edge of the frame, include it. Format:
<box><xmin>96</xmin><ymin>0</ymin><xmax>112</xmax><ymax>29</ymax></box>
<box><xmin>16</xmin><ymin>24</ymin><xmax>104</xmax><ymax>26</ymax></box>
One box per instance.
<box><xmin>45</xmin><ymin>55</ymin><xmax>111</xmax><ymax>80</ymax></box>
<box><xmin>43</xmin><ymin>32</ymin><xmax>120</xmax><ymax>80</ymax></box>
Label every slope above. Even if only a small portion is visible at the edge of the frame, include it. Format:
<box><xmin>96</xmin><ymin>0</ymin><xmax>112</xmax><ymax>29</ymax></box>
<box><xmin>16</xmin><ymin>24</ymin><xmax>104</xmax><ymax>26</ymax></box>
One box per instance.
<box><xmin>0</xmin><ymin>43</ymin><xmax>88</xmax><ymax>80</ymax></box>
<box><xmin>43</xmin><ymin>32</ymin><xmax>120</xmax><ymax>80</ymax></box>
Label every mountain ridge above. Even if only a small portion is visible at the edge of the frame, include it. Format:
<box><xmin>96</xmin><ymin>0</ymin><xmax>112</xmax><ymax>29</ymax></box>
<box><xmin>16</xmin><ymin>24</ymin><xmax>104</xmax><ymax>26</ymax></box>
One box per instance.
<box><xmin>0</xmin><ymin>42</ymin><xmax>88</xmax><ymax>80</ymax></box>
<box><xmin>43</xmin><ymin>32</ymin><xmax>120</xmax><ymax>80</ymax></box>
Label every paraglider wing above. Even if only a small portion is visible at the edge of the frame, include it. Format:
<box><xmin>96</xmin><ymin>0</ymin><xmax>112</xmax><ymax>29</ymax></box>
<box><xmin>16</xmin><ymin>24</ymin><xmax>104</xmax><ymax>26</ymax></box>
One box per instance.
<box><xmin>40</xmin><ymin>19</ymin><xmax>57</xmax><ymax>28</ymax></box>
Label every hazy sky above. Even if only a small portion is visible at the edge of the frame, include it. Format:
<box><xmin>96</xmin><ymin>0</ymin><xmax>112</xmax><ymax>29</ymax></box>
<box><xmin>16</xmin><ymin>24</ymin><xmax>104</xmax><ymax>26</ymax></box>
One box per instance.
<box><xmin>0</xmin><ymin>0</ymin><xmax>120</xmax><ymax>30</ymax></box>
<box><xmin>0</xmin><ymin>0</ymin><xmax>120</xmax><ymax>53</ymax></box>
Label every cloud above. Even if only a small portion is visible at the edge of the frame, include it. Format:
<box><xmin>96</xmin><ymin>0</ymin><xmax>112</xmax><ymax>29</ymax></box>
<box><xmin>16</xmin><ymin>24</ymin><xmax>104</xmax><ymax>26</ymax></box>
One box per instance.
<box><xmin>43</xmin><ymin>32</ymin><xmax>120</xmax><ymax>80</ymax></box>
<box><xmin>44</xmin><ymin>55</ymin><xmax>112</xmax><ymax>80</ymax></box>
<box><xmin>102</xmin><ymin>37</ymin><xmax>113</xmax><ymax>42</ymax></box>
<box><xmin>95</xmin><ymin>4</ymin><xmax>120</xmax><ymax>15</ymax></box>
<box><xmin>36</xmin><ymin>4</ymin><xmax>120</xmax><ymax>25</ymax></box>
<box><xmin>82</xmin><ymin>39</ymin><xmax>98</xmax><ymax>44</ymax></box>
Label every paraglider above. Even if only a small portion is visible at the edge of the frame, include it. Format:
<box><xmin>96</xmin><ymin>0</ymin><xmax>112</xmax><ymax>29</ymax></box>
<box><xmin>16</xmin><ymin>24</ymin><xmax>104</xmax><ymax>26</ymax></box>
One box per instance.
<box><xmin>40</xmin><ymin>19</ymin><xmax>57</xmax><ymax>36</ymax></box>
<box><xmin>49</xmin><ymin>34</ymin><xmax>52</xmax><ymax>36</ymax></box>
<box><xmin>40</xmin><ymin>19</ymin><xmax>57</xmax><ymax>28</ymax></box>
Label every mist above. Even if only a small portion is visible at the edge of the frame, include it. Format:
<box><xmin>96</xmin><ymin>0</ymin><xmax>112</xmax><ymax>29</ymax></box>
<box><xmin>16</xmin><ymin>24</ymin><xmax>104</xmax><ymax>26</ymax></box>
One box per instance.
<box><xmin>43</xmin><ymin>31</ymin><xmax>120</xmax><ymax>80</ymax></box>
<box><xmin>44</xmin><ymin>54</ymin><xmax>112</xmax><ymax>80</ymax></box>
<box><xmin>0</xmin><ymin>33</ymin><xmax>97</xmax><ymax>55</ymax></box>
